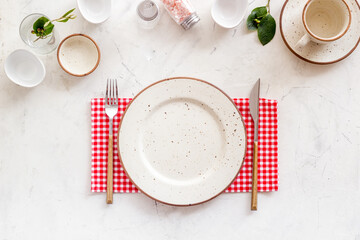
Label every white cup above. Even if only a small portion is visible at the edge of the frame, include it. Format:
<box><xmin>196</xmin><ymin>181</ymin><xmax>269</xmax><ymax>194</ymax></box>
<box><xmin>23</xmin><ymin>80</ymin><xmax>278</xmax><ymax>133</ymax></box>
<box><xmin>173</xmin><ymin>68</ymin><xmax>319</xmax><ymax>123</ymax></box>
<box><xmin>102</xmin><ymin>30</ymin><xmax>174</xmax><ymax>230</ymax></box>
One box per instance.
<box><xmin>5</xmin><ymin>49</ymin><xmax>46</xmax><ymax>87</ymax></box>
<box><xmin>295</xmin><ymin>0</ymin><xmax>351</xmax><ymax>48</ymax></box>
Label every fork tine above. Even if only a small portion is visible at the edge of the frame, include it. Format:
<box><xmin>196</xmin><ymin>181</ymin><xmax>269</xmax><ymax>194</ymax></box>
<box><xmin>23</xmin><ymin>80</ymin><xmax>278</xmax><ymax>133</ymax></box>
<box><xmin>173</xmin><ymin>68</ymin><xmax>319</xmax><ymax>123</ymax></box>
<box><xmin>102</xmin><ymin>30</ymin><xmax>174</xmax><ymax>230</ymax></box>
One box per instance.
<box><xmin>109</xmin><ymin>79</ymin><xmax>112</xmax><ymax>105</ymax></box>
<box><xmin>106</xmin><ymin>78</ymin><xmax>109</xmax><ymax>105</ymax></box>
<box><xmin>110</xmin><ymin>78</ymin><xmax>114</xmax><ymax>105</ymax></box>
<box><xmin>112</xmin><ymin>79</ymin><xmax>115</xmax><ymax>105</ymax></box>
<box><xmin>110</xmin><ymin>79</ymin><xmax>113</xmax><ymax>104</ymax></box>
<box><xmin>115</xmin><ymin>79</ymin><xmax>118</xmax><ymax>106</ymax></box>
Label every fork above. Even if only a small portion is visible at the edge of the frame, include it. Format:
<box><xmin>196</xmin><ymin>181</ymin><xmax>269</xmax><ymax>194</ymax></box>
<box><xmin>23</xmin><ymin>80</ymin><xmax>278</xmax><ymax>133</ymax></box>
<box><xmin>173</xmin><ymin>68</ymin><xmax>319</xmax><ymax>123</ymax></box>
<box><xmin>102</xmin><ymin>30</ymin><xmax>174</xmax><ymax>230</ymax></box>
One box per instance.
<box><xmin>105</xmin><ymin>78</ymin><xmax>118</xmax><ymax>204</ymax></box>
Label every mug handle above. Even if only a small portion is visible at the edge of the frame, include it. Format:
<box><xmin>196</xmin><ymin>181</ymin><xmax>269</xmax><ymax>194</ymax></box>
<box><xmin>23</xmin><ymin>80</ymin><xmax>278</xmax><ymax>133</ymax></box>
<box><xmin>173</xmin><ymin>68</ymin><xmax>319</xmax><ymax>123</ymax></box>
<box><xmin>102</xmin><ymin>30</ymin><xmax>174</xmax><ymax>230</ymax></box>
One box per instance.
<box><xmin>295</xmin><ymin>34</ymin><xmax>311</xmax><ymax>49</ymax></box>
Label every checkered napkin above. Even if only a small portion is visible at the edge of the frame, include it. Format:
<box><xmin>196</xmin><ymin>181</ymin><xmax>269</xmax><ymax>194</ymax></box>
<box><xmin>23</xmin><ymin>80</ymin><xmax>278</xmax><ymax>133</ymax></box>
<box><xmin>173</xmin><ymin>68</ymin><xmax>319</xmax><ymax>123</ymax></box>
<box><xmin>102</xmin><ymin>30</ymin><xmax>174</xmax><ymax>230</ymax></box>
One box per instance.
<box><xmin>91</xmin><ymin>98</ymin><xmax>278</xmax><ymax>193</ymax></box>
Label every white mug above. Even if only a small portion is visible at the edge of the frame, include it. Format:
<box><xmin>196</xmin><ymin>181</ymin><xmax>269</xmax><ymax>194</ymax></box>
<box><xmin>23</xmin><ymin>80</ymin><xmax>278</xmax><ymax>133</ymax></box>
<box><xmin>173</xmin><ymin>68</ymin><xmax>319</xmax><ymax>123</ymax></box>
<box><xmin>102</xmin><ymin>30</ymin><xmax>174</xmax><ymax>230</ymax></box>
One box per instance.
<box><xmin>295</xmin><ymin>0</ymin><xmax>351</xmax><ymax>48</ymax></box>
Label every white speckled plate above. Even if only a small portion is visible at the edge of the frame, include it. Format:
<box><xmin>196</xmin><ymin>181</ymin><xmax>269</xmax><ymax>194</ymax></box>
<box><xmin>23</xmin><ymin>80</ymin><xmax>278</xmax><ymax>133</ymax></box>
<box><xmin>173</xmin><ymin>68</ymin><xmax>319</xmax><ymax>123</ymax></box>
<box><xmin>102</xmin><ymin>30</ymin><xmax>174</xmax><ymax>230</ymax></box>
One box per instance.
<box><xmin>280</xmin><ymin>0</ymin><xmax>360</xmax><ymax>64</ymax></box>
<box><xmin>118</xmin><ymin>77</ymin><xmax>246</xmax><ymax>206</ymax></box>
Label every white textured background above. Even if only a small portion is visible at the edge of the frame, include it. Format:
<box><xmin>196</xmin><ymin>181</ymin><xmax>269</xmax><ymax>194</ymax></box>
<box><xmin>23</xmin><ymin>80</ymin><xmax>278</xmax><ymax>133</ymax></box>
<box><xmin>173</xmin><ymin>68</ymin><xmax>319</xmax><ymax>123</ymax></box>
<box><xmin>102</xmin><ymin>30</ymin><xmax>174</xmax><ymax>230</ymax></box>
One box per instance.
<box><xmin>0</xmin><ymin>0</ymin><xmax>360</xmax><ymax>239</ymax></box>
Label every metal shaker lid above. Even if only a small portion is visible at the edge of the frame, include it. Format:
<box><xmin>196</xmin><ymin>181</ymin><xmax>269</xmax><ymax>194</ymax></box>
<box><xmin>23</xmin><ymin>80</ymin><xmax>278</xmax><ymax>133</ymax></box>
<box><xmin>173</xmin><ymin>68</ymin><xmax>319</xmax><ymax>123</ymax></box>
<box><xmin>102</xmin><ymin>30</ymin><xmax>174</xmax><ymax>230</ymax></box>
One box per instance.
<box><xmin>137</xmin><ymin>0</ymin><xmax>159</xmax><ymax>21</ymax></box>
<box><xmin>180</xmin><ymin>13</ymin><xmax>200</xmax><ymax>30</ymax></box>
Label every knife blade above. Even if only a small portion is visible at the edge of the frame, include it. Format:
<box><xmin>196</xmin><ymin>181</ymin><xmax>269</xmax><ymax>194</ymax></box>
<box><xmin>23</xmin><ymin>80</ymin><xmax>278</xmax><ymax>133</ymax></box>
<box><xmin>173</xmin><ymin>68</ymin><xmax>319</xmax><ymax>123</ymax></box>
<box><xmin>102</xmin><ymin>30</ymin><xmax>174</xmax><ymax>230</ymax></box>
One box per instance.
<box><xmin>249</xmin><ymin>78</ymin><xmax>260</xmax><ymax>211</ymax></box>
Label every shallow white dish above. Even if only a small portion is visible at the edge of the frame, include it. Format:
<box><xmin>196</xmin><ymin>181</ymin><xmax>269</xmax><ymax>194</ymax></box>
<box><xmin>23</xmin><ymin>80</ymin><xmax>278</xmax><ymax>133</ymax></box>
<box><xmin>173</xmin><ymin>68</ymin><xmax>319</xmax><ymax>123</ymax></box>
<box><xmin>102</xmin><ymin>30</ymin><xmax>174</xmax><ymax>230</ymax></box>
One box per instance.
<box><xmin>280</xmin><ymin>0</ymin><xmax>360</xmax><ymax>64</ymax></box>
<box><xmin>211</xmin><ymin>0</ymin><xmax>248</xmax><ymax>28</ymax></box>
<box><xmin>57</xmin><ymin>34</ymin><xmax>100</xmax><ymax>77</ymax></box>
<box><xmin>118</xmin><ymin>77</ymin><xmax>247</xmax><ymax>206</ymax></box>
<box><xmin>77</xmin><ymin>0</ymin><xmax>111</xmax><ymax>24</ymax></box>
<box><xmin>4</xmin><ymin>49</ymin><xmax>45</xmax><ymax>87</ymax></box>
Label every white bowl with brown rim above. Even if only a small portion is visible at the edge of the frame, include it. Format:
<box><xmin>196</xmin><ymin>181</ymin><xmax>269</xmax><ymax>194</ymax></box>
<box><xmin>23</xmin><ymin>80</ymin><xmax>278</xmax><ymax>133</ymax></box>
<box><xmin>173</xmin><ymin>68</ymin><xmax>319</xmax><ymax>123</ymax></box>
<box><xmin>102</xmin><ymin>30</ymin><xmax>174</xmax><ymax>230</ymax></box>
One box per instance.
<box><xmin>57</xmin><ymin>34</ymin><xmax>100</xmax><ymax>77</ymax></box>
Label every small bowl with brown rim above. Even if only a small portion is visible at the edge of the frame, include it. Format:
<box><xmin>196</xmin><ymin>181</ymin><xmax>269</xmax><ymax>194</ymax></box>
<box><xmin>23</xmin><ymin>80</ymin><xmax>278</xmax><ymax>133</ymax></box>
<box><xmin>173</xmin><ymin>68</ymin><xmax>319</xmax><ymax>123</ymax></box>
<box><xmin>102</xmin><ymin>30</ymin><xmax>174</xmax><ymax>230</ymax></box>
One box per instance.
<box><xmin>57</xmin><ymin>34</ymin><xmax>100</xmax><ymax>77</ymax></box>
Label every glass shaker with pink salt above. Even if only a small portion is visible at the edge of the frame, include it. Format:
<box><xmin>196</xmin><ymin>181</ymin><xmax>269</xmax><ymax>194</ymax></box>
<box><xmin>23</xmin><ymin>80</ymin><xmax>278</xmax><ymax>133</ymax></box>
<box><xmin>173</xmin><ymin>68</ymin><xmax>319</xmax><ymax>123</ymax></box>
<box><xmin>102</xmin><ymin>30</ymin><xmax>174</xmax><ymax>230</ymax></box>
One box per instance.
<box><xmin>161</xmin><ymin>0</ymin><xmax>200</xmax><ymax>30</ymax></box>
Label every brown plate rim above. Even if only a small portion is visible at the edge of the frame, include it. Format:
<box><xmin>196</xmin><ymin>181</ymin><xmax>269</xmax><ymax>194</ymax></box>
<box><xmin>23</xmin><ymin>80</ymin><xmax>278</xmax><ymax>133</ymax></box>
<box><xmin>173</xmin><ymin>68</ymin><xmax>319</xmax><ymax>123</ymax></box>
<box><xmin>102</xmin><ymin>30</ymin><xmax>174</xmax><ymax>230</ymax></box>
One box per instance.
<box><xmin>280</xmin><ymin>0</ymin><xmax>360</xmax><ymax>65</ymax></box>
<box><xmin>57</xmin><ymin>33</ymin><xmax>101</xmax><ymax>77</ymax></box>
<box><xmin>117</xmin><ymin>77</ymin><xmax>248</xmax><ymax>207</ymax></box>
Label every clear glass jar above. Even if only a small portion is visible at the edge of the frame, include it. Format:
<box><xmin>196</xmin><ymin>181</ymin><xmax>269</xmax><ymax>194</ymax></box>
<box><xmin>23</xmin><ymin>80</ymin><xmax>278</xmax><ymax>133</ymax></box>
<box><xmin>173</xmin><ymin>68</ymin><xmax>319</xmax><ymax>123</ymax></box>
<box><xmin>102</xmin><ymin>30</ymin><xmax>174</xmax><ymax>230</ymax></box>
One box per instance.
<box><xmin>161</xmin><ymin>0</ymin><xmax>200</xmax><ymax>30</ymax></box>
<box><xmin>19</xmin><ymin>13</ymin><xmax>59</xmax><ymax>54</ymax></box>
<box><xmin>137</xmin><ymin>0</ymin><xmax>160</xmax><ymax>29</ymax></box>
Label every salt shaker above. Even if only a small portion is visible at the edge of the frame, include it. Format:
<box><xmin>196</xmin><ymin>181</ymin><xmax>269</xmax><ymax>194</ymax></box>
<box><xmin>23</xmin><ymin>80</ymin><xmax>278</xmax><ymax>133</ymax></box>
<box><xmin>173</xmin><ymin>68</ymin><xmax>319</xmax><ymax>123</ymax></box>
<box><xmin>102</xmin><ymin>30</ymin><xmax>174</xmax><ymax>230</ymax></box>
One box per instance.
<box><xmin>161</xmin><ymin>0</ymin><xmax>200</xmax><ymax>30</ymax></box>
<box><xmin>137</xmin><ymin>0</ymin><xmax>160</xmax><ymax>29</ymax></box>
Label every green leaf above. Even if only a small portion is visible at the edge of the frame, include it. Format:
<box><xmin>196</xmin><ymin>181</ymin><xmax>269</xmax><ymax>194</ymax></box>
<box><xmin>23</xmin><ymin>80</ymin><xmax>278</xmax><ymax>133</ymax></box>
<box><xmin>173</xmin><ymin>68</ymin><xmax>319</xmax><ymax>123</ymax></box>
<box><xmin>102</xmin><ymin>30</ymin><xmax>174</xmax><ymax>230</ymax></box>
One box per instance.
<box><xmin>246</xmin><ymin>12</ymin><xmax>258</xmax><ymax>30</ymax></box>
<box><xmin>43</xmin><ymin>22</ymin><xmax>54</xmax><ymax>35</ymax></box>
<box><xmin>62</xmin><ymin>8</ymin><xmax>75</xmax><ymax>18</ymax></box>
<box><xmin>252</xmin><ymin>6</ymin><xmax>268</xmax><ymax>18</ymax></box>
<box><xmin>32</xmin><ymin>16</ymin><xmax>49</xmax><ymax>33</ymax></box>
<box><xmin>257</xmin><ymin>14</ymin><xmax>276</xmax><ymax>45</ymax></box>
<box><xmin>246</xmin><ymin>6</ymin><xmax>268</xmax><ymax>30</ymax></box>
<box><xmin>57</xmin><ymin>18</ymin><xmax>69</xmax><ymax>23</ymax></box>
<box><xmin>31</xmin><ymin>9</ymin><xmax>76</xmax><ymax>40</ymax></box>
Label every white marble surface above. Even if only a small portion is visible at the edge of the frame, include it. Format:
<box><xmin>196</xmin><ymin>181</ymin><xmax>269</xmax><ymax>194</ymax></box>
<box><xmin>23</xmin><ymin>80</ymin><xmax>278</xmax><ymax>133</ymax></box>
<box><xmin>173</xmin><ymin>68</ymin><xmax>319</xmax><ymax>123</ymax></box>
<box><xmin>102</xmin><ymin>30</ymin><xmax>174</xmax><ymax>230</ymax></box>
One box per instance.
<box><xmin>0</xmin><ymin>0</ymin><xmax>360</xmax><ymax>239</ymax></box>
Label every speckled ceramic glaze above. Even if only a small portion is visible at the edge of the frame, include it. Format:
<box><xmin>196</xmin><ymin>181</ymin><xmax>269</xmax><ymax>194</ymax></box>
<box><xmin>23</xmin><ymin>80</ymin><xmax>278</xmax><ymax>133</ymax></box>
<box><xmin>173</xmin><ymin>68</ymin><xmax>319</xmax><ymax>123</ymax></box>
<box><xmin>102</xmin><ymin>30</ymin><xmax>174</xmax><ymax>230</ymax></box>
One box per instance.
<box><xmin>118</xmin><ymin>77</ymin><xmax>246</xmax><ymax>206</ymax></box>
<box><xmin>280</xmin><ymin>0</ymin><xmax>360</xmax><ymax>64</ymax></box>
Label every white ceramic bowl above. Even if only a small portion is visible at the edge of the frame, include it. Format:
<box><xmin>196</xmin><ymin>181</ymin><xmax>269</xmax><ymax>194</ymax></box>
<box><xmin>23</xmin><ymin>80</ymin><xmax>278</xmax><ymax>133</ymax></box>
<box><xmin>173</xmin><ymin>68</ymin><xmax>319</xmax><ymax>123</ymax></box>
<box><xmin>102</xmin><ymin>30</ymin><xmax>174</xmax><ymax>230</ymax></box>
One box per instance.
<box><xmin>211</xmin><ymin>0</ymin><xmax>248</xmax><ymax>29</ymax></box>
<box><xmin>4</xmin><ymin>49</ymin><xmax>45</xmax><ymax>87</ymax></box>
<box><xmin>77</xmin><ymin>0</ymin><xmax>111</xmax><ymax>24</ymax></box>
<box><xmin>57</xmin><ymin>34</ymin><xmax>100</xmax><ymax>77</ymax></box>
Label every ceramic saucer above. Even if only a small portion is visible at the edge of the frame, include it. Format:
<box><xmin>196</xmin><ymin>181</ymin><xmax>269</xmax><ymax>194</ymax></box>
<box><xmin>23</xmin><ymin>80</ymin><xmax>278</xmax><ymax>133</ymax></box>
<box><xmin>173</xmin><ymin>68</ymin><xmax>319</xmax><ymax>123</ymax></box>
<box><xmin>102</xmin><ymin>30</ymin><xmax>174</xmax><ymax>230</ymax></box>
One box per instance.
<box><xmin>280</xmin><ymin>0</ymin><xmax>360</xmax><ymax>64</ymax></box>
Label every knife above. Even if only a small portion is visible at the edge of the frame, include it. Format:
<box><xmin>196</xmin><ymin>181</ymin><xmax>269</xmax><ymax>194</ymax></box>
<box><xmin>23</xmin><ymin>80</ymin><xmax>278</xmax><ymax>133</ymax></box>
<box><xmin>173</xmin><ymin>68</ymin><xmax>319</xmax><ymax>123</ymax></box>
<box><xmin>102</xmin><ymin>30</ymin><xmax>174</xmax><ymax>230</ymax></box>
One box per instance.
<box><xmin>249</xmin><ymin>78</ymin><xmax>260</xmax><ymax>211</ymax></box>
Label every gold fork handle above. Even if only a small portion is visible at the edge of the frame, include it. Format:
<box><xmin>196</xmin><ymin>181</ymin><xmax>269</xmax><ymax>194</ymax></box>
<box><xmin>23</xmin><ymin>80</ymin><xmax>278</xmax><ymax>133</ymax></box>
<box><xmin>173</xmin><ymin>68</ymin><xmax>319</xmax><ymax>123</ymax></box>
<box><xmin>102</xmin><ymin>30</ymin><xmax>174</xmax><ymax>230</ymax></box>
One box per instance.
<box><xmin>106</xmin><ymin>135</ymin><xmax>113</xmax><ymax>204</ymax></box>
<box><xmin>251</xmin><ymin>141</ymin><xmax>258</xmax><ymax>211</ymax></box>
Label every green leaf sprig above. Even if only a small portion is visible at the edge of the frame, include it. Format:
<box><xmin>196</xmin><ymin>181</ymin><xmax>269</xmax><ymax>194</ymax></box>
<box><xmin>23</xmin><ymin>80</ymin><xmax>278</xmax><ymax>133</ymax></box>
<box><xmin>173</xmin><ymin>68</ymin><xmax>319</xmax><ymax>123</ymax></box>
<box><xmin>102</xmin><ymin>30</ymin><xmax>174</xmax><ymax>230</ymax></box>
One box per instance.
<box><xmin>31</xmin><ymin>8</ymin><xmax>76</xmax><ymax>42</ymax></box>
<box><xmin>246</xmin><ymin>0</ymin><xmax>276</xmax><ymax>46</ymax></box>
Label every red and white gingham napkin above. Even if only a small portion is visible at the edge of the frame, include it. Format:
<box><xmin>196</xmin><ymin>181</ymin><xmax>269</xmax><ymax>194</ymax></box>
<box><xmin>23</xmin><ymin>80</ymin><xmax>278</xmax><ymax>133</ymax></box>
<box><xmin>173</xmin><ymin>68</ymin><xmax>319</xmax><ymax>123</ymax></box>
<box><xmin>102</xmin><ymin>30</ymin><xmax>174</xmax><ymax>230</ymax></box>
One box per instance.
<box><xmin>91</xmin><ymin>98</ymin><xmax>278</xmax><ymax>193</ymax></box>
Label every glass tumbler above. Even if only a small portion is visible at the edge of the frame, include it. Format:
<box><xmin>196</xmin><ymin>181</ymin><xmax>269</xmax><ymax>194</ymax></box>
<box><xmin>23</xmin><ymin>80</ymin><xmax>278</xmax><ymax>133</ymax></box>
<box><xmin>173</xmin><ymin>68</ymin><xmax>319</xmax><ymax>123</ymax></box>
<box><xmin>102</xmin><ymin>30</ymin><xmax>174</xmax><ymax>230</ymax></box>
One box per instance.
<box><xmin>19</xmin><ymin>13</ymin><xmax>59</xmax><ymax>54</ymax></box>
<box><xmin>137</xmin><ymin>0</ymin><xmax>160</xmax><ymax>29</ymax></box>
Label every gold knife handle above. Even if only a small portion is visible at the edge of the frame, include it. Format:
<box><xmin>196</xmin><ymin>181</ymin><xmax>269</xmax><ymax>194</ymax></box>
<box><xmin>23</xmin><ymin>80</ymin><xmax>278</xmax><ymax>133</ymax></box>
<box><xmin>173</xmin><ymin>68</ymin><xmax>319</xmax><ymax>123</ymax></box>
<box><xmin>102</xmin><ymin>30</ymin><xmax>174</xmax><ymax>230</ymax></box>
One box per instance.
<box><xmin>251</xmin><ymin>141</ymin><xmax>258</xmax><ymax>211</ymax></box>
<box><xmin>106</xmin><ymin>135</ymin><xmax>113</xmax><ymax>204</ymax></box>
